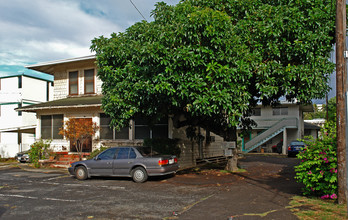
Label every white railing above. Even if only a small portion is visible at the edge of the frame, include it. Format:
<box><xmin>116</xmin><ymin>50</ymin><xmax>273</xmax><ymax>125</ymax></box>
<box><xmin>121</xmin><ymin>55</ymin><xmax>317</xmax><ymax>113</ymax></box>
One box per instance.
<box><xmin>244</xmin><ymin>118</ymin><xmax>298</xmax><ymax>152</ymax></box>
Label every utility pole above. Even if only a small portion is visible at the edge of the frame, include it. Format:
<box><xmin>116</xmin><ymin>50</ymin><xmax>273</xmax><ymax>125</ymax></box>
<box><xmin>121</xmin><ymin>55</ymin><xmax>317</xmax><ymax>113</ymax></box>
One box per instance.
<box><xmin>336</xmin><ymin>0</ymin><xmax>347</xmax><ymax>205</ymax></box>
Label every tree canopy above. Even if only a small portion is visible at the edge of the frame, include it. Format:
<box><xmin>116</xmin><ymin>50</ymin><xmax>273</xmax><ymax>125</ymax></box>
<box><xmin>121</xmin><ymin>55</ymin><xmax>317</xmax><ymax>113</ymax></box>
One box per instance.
<box><xmin>91</xmin><ymin>0</ymin><xmax>335</xmax><ymax>139</ymax></box>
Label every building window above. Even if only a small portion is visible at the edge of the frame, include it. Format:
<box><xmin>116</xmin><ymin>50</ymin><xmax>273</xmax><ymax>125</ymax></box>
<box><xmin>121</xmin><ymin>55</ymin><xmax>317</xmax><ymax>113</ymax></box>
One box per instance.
<box><xmin>100</xmin><ymin>114</ymin><xmax>168</xmax><ymax>140</ymax></box>
<box><xmin>18</xmin><ymin>76</ymin><xmax>22</xmax><ymax>88</ymax></box>
<box><xmin>84</xmin><ymin>69</ymin><xmax>95</xmax><ymax>94</ymax></box>
<box><xmin>69</xmin><ymin>71</ymin><xmax>78</xmax><ymax>95</ymax></box>
<box><xmin>0</xmin><ymin>78</ymin><xmax>1</xmax><ymax>90</ymax></box>
<box><xmin>100</xmin><ymin>113</ymin><xmax>129</xmax><ymax>140</ymax></box>
<box><xmin>135</xmin><ymin>117</ymin><xmax>168</xmax><ymax>139</ymax></box>
<box><xmin>100</xmin><ymin>113</ymin><xmax>113</xmax><ymax>139</ymax></box>
<box><xmin>18</xmin><ymin>103</ymin><xmax>22</xmax><ymax>116</ymax></box>
<box><xmin>251</xmin><ymin>108</ymin><xmax>261</xmax><ymax>116</ymax></box>
<box><xmin>272</xmin><ymin>107</ymin><xmax>288</xmax><ymax>116</ymax></box>
<box><xmin>41</xmin><ymin>115</ymin><xmax>63</xmax><ymax>139</ymax></box>
<box><xmin>135</xmin><ymin>118</ymin><xmax>151</xmax><ymax>139</ymax></box>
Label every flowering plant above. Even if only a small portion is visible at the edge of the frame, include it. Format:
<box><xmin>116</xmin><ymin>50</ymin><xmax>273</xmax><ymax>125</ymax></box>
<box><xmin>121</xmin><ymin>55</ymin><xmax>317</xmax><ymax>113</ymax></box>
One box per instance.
<box><xmin>294</xmin><ymin>122</ymin><xmax>337</xmax><ymax>199</ymax></box>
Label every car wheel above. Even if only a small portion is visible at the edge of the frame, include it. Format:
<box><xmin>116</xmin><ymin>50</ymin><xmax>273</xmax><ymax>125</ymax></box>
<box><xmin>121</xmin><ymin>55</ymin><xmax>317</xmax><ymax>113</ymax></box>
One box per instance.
<box><xmin>131</xmin><ymin>167</ymin><xmax>148</xmax><ymax>183</ymax></box>
<box><xmin>75</xmin><ymin>166</ymin><xmax>88</xmax><ymax>180</ymax></box>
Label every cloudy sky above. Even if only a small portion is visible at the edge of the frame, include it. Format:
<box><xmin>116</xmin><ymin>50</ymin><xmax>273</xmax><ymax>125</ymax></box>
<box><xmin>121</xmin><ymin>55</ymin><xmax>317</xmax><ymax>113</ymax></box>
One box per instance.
<box><xmin>0</xmin><ymin>0</ymin><xmax>179</xmax><ymax>76</ymax></box>
<box><xmin>0</xmin><ymin>0</ymin><xmax>336</xmax><ymax>101</ymax></box>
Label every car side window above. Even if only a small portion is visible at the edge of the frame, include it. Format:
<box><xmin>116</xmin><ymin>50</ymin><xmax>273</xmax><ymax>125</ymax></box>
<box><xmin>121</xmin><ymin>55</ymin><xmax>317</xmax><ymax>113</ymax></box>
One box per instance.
<box><xmin>98</xmin><ymin>148</ymin><xmax>117</xmax><ymax>160</ymax></box>
<box><xmin>129</xmin><ymin>148</ymin><xmax>136</xmax><ymax>159</ymax></box>
<box><xmin>116</xmin><ymin>148</ymin><xmax>130</xmax><ymax>159</ymax></box>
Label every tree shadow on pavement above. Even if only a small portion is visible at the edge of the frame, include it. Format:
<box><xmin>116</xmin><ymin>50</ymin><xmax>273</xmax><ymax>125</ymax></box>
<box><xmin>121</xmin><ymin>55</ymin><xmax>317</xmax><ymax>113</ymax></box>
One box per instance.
<box><xmin>235</xmin><ymin>154</ymin><xmax>304</xmax><ymax>195</ymax></box>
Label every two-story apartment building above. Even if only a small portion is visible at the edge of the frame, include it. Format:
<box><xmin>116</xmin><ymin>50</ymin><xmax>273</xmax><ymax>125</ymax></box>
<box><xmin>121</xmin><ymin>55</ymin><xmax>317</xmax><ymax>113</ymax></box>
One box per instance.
<box><xmin>0</xmin><ymin>72</ymin><xmax>53</xmax><ymax>158</ymax></box>
<box><xmin>18</xmin><ymin>55</ymin><xmax>316</xmax><ymax>167</ymax></box>
<box><xmin>240</xmin><ymin>102</ymin><xmax>315</xmax><ymax>154</ymax></box>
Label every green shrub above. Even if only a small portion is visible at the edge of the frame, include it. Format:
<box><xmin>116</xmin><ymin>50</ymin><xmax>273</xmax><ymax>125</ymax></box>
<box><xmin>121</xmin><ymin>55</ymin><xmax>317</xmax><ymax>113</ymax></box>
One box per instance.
<box><xmin>295</xmin><ymin>122</ymin><xmax>337</xmax><ymax>200</ymax></box>
<box><xmin>87</xmin><ymin>146</ymin><xmax>110</xmax><ymax>159</ymax></box>
<box><xmin>143</xmin><ymin>138</ymin><xmax>181</xmax><ymax>157</ymax></box>
<box><xmin>29</xmin><ymin>140</ymin><xmax>51</xmax><ymax>168</ymax></box>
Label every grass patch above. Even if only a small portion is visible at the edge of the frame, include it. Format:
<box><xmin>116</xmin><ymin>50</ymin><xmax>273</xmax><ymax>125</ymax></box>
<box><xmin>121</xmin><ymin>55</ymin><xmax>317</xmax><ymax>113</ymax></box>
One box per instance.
<box><xmin>288</xmin><ymin>196</ymin><xmax>347</xmax><ymax>220</ymax></box>
<box><xmin>0</xmin><ymin>158</ymin><xmax>17</xmax><ymax>163</ymax></box>
<box><xmin>220</xmin><ymin>168</ymin><xmax>246</xmax><ymax>174</ymax></box>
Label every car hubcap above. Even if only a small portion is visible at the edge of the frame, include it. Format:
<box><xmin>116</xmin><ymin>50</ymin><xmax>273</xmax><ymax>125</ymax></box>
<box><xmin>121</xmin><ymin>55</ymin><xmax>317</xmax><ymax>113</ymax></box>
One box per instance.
<box><xmin>134</xmin><ymin>170</ymin><xmax>144</xmax><ymax>181</ymax></box>
<box><xmin>77</xmin><ymin>169</ymin><xmax>84</xmax><ymax>177</ymax></box>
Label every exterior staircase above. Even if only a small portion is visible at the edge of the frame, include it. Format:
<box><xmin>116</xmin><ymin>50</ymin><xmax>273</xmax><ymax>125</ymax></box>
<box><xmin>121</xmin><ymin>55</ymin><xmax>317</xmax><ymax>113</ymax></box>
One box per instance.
<box><xmin>242</xmin><ymin>118</ymin><xmax>298</xmax><ymax>153</ymax></box>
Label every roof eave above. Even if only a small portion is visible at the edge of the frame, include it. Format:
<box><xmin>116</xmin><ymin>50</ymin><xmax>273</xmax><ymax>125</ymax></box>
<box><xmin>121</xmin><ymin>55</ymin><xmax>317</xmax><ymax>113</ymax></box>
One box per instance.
<box><xmin>25</xmin><ymin>55</ymin><xmax>96</xmax><ymax>75</ymax></box>
<box><xmin>18</xmin><ymin>104</ymin><xmax>102</xmax><ymax>112</ymax></box>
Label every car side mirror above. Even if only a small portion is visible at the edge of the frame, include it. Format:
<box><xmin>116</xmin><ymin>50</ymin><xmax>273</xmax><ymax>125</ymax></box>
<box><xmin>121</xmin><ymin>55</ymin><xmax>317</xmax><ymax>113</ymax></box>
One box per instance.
<box><xmin>94</xmin><ymin>156</ymin><xmax>100</xmax><ymax>161</ymax></box>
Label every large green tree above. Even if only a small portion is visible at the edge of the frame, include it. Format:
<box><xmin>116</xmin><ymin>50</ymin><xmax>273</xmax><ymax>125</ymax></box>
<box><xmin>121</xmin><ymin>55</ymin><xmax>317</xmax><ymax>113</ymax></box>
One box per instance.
<box><xmin>91</xmin><ymin>0</ymin><xmax>335</xmax><ymax>141</ymax></box>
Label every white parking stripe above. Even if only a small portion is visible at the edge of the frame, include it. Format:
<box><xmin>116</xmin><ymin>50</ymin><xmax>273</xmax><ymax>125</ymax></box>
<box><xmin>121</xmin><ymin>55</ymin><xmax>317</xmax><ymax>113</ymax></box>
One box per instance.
<box><xmin>0</xmin><ymin>194</ymin><xmax>76</xmax><ymax>202</ymax></box>
<box><xmin>37</xmin><ymin>181</ymin><xmax>126</xmax><ymax>190</ymax></box>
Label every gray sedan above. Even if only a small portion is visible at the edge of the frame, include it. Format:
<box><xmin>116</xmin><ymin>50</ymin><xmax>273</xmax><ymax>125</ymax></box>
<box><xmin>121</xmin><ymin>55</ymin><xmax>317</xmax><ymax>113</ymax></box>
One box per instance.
<box><xmin>68</xmin><ymin>146</ymin><xmax>179</xmax><ymax>183</ymax></box>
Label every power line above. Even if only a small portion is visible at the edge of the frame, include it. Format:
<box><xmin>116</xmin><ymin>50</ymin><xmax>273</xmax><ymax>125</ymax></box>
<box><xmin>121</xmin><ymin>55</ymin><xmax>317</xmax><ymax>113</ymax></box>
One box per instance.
<box><xmin>129</xmin><ymin>0</ymin><xmax>147</xmax><ymax>21</ymax></box>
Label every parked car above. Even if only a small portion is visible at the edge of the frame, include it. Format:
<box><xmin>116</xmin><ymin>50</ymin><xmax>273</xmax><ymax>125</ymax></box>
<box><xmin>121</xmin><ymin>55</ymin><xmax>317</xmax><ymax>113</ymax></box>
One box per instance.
<box><xmin>16</xmin><ymin>151</ymin><xmax>30</xmax><ymax>163</ymax></box>
<box><xmin>287</xmin><ymin>141</ymin><xmax>306</xmax><ymax>157</ymax></box>
<box><xmin>68</xmin><ymin>146</ymin><xmax>179</xmax><ymax>183</ymax></box>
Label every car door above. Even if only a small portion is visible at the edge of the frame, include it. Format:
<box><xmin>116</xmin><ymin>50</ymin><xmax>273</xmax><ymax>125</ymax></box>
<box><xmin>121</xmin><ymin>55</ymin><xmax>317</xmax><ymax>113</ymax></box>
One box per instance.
<box><xmin>88</xmin><ymin>148</ymin><xmax>118</xmax><ymax>176</ymax></box>
<box><xmin>113</xmin><ymin>147</ymin><xmax>137</xmax><ymax>176</ymax></box>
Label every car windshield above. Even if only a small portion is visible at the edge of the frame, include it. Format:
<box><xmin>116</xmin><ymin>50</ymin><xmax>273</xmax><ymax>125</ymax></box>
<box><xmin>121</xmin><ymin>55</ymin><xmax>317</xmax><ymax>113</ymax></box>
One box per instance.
<box><xmin>136</xmin><ymin>147</ymin><xmax>159</xmax><ymax>157</ymax></box>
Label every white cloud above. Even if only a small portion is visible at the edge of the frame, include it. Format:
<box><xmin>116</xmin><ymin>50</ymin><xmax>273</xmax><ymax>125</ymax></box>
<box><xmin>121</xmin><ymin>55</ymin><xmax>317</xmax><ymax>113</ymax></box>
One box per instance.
<box><xmin>0</xmin><ymin>0</ymin><xmax>122</xmax><ymax>65</ymax></box>
<box><xmin>0</xmin><ymin>0</ymin><xmax>180</xmax><ymax>68</ymax></box>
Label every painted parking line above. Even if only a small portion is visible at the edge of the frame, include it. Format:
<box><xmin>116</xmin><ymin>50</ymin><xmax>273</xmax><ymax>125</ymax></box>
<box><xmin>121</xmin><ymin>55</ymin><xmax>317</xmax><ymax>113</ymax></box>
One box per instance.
<box><xmin>36</xmin><ymin>181</ymin><xmax>126</xmax><ymax>190</ymax></box>
<box><xmin>45</xmin><ymin>176</ymin><xmax>69</xmax><ymax>181</ymax></box>
<box><xmin>0</xmin><ymin>194</ymin><xmax>76</xmax><ymax>202</ymax></box>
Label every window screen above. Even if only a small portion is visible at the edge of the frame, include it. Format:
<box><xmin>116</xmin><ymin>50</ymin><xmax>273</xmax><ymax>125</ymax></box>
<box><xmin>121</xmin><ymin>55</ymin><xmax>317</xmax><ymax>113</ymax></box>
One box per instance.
<box><xmin>41</xmin><ymin>115</ymin><xmax>52</xmax><ymax>139</ymax></box>
<box><xmin>69</xmin><ymin>71</ymin><xmax>78</xmax><ymax>95</ymax></box>
<box><xmin>273</xmin><ymin>107</ymin><xmax>288</xmax><ymax>116</ymax></box>
<box><xmin>52</xmin><ymin>115</ymin><xmax>63</xmax><ymax>139</ymax></box>
<box><xmin>100</xmin><ymin>113</ymin><xmax>113</xmax><ymax>139</ymax></box>
<box><xmin>135</xmin><ymin>118</ymin><xmax>150</xmax><ymax>139</ymax></box>
<box><xmin>84</xmin><ymin>69</ymin><xmax>94</xmax><ymax>94</ymax></box>
<box><xmin>41</xmin><ymin>115</ymin><xmax>63</xmax><ymax>139</ymax></box>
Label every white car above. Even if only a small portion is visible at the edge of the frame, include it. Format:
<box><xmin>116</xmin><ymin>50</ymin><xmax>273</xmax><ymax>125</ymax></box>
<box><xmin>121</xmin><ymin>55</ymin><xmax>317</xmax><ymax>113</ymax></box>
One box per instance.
<box><xmin>16</xmin><ymin>151</ymin><xmax>30</xmax><ymax>163</ymax></box>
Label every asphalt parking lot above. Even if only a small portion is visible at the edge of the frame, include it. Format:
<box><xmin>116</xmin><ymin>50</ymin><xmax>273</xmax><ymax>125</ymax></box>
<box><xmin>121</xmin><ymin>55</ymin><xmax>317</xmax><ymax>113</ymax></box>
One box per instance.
<box><xmin>0</xmin><ymin>155</ymin><xmax>302</xmax><ymax>220</ymax></box>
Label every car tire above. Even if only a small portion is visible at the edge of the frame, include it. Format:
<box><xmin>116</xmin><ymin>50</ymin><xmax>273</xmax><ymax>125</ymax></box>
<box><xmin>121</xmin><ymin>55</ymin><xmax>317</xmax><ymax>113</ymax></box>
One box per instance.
<box><xmin>75</xmin><ymin>166</ymin><xmax>88</xmax><ymax>180</ymax></box>
<box><xmin>131</xmin><ymin>167</ymin><xmax>148</xmax><ymax>183</ymax></box>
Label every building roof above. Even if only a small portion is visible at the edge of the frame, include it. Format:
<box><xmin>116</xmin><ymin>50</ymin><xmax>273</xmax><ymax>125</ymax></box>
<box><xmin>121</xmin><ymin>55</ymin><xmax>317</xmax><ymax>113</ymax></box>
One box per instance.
<box><xmin>17</xmin><ymin>95</ymin><xmax>102</xmax><ymax>112</ymax></box>
<box><xmin>304</xmin><ymin>122</ymin><xmax>322</xmax><ymax>130</ymax></box>
<box><xmin>0</xmin><ymin>70</ymin><xmax>54</xmax><ymax>82</ymax></box>
<box><xmin>0</xmin><ymin>125</ymin><xmax>36</xmax><ymax>134</ymax></box>
<box><xmin>25</xmin><ymin>55</ymin><xmax>96</xmax><ymax>75</ymax></box>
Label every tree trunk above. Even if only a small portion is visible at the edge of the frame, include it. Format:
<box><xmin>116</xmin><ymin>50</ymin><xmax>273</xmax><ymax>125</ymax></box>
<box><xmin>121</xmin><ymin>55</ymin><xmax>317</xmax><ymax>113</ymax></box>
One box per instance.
<box><xmin>225</xmin><ymin>148</ymin><xmax>238</xmax><ymax>172</ymax></box>
<box><xmin>224</xmin><ymin>127</ymin><xmax>238</xmax><ymax>172</ymax></box>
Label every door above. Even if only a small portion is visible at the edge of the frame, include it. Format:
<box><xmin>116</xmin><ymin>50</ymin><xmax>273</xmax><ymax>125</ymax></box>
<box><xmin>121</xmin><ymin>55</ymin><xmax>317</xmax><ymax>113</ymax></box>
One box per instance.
<box><xmin>88</xmin><ymin>148</ymin><xmax>117</xmax><ymax>176</ymax></box>
<box><xmin>113</xmin><ymin>147</ymin><xmax>137</xmax><ymax>175</ymax></box>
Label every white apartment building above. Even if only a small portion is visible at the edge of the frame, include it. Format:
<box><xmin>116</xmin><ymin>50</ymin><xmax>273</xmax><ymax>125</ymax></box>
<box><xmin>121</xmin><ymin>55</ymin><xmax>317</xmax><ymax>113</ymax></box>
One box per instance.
<box><xmin>0</xmin><ymin>72</ymin><xmax>53</xmax><ymax>158</ymax></box>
